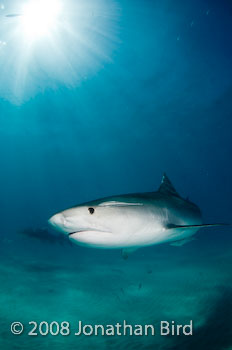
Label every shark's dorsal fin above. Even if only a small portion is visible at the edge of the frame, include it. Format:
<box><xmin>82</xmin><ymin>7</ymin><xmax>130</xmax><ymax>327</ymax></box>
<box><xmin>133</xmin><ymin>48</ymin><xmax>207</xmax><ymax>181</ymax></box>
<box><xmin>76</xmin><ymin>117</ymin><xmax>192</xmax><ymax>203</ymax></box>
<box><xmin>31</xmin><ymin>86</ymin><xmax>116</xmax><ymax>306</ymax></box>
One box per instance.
<box><xmin>158</xmin><ymin>173</ymin><xmax>180</xmax><ymax>197</ymax></box>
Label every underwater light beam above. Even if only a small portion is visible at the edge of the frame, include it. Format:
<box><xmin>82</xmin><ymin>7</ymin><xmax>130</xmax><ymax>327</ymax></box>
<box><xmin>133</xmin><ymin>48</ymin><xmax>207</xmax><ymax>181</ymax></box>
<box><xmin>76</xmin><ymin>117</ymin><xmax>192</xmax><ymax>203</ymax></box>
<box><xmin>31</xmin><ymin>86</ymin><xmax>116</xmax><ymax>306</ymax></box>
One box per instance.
<box><xmin>20</xmin><ymin>0</ymin><xmax>62</xmax><ymax>39</ymax></box>
<box><xmin>1</xmin><ymin>0</ymin><xmax>120</xmax><ymax>103</ymax></box>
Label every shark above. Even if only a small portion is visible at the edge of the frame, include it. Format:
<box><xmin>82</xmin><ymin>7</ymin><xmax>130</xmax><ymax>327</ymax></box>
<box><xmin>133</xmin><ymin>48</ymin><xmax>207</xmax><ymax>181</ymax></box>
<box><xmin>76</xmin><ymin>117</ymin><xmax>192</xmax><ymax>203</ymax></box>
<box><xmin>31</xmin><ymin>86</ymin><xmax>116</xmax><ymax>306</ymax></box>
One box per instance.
<box><xmin>48</xmin><ymin>174</ymin><xmax>228</xmax><ymax>258</ymax></box>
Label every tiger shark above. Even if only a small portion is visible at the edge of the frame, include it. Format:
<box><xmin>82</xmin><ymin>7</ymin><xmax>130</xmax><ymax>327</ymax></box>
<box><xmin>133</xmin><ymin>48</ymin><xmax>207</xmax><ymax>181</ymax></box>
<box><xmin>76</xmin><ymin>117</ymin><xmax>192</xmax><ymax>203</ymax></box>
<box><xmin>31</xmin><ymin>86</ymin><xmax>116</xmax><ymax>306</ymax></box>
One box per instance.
<box><xmin>49</xmin><ymin>174</ymin><xmax>227</xmax><ymax>257</ymax></box>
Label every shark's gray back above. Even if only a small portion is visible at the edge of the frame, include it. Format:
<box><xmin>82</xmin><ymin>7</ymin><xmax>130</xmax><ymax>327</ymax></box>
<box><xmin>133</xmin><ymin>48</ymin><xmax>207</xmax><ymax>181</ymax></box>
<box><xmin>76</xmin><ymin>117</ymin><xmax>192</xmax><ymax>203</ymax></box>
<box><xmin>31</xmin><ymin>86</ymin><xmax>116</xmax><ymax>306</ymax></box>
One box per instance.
<box><xmin>79</xmin><ymin>173</ymin><xmax>202</xmax><ymax>227</ymax></box>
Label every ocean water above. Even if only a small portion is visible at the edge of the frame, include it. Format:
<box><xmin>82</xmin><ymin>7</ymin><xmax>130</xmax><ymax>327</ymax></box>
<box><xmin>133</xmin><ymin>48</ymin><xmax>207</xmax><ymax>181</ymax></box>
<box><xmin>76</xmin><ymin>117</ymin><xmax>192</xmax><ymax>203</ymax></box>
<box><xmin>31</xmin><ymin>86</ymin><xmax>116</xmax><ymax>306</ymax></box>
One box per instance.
<box><xmin>0</xmin><ymin>0</ymin><xmax>232</xmax><ymax>349</ymax></box>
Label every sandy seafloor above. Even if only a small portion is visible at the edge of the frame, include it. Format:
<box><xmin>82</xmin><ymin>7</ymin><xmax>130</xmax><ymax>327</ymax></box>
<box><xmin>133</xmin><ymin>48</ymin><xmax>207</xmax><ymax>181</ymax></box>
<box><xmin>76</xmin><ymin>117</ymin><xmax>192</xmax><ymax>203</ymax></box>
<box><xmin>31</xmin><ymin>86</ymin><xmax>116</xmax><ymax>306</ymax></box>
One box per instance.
<box><xmin>0</xmin><ymin>228</ymin><xmax>231</xmax><ymax>350</ymax></box>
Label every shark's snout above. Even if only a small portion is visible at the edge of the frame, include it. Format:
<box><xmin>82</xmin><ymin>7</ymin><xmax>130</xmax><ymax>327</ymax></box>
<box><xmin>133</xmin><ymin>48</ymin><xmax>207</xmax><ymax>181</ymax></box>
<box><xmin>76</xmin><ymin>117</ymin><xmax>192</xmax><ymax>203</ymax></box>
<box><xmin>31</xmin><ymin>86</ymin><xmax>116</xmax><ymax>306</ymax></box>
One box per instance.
<box><xmin>48</xmin><ymin>213</ymin><xmax>66</xmax><ymax>230</ymax></box>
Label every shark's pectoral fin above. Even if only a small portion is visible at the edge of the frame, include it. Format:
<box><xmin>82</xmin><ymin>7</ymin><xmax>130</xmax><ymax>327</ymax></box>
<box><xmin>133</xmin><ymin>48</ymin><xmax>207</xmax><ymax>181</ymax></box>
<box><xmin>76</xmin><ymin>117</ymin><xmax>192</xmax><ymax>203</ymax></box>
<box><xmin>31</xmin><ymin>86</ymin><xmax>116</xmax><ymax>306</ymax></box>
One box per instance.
<box><xmin>121</xmin><ymin>247</ymin><xmax>138</xmax><ymax>260</ymax></box>
<box><xmin>170</xmin><ymin>237</ymin><xmax>195</xmax><ymax>247</ymax></box>
<box><xmin>166</xmin><ymin>223</ymin><xmax>230</xmax><ymax>230</ymax></box>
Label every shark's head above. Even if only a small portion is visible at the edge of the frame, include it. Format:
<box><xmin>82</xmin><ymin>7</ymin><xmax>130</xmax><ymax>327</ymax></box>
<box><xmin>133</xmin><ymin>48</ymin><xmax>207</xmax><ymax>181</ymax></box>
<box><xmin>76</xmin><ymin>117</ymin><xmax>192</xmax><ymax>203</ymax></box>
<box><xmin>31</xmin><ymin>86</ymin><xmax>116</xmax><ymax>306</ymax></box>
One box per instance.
<box><xmin>48</xmin><ymin>198</ymin><xmax>149</xmax><ymax>248</ymax></box>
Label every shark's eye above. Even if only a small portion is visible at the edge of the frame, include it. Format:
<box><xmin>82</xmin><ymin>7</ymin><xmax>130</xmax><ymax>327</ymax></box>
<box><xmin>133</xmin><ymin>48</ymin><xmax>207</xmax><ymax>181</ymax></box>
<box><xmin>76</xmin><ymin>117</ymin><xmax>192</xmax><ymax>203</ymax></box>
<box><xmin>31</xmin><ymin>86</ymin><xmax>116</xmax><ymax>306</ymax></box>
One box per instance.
<box><xmin>88</xmin><ymin>207</ymin><xmax>95</xmax><ymax>215</ymax></box>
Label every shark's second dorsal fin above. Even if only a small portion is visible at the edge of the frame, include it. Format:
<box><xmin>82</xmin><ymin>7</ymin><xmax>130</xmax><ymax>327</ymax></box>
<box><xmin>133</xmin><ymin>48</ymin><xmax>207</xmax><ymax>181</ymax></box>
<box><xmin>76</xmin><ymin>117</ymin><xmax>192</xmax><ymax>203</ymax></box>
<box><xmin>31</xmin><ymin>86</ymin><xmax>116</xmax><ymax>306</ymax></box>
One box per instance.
<box><xmin>158</xmin><ymin>173</ymin><xmax>180</xmax><ymax>197</ymax></box>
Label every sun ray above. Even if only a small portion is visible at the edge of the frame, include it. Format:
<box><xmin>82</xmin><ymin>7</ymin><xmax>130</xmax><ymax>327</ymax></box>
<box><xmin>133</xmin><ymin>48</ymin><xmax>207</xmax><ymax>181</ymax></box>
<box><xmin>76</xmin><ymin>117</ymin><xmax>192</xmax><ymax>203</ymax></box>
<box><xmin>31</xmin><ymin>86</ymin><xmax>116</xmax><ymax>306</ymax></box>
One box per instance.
<box><xmin>0</xmin><ymin>0</ymin><xmax>120</xmax><ymax>103</ymax></box>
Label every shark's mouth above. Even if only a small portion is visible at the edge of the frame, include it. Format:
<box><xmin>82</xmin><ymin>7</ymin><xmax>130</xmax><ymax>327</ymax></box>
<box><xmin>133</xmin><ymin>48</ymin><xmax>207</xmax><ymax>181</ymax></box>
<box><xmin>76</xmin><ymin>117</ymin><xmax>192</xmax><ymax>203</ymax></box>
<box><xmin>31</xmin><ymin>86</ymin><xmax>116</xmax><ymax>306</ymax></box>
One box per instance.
<box><xmin>68</xmin><ymin>228</ymin><xmax>111</xmax><ymax>237</ymax></box>
<box><xmin>68</xmin><ymin>230</ymin><xmax>85</xmax><ymax>237</ymax></box>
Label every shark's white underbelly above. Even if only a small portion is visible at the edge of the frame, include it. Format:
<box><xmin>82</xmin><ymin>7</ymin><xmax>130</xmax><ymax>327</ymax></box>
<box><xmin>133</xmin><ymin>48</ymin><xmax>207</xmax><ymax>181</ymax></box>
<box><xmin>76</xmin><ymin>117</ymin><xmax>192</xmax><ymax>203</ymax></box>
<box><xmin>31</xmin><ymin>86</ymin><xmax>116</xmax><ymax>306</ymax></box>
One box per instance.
<box><xmin>69</xmin><ymin>223</ymin><xmax>200</xmax><ymax>249</ymax></box>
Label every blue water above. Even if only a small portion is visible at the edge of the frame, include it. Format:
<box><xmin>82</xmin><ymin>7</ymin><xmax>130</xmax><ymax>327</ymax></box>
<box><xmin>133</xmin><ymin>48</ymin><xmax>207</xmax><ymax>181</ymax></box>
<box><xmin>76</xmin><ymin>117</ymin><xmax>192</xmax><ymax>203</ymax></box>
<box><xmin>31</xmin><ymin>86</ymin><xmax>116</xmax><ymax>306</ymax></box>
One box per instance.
<box><xmin>0</xmin><ymin>0</ymin><xmax>232</xmax><ymax>349</ymax></box>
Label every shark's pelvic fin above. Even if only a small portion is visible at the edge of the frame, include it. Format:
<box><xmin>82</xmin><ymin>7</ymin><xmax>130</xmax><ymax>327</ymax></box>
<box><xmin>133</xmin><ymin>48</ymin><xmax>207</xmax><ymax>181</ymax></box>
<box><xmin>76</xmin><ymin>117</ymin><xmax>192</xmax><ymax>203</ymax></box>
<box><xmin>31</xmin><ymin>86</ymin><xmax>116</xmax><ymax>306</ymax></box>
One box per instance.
<box><xmin>121</xmin><ymin>247</ymin><xmax>138</xmax><ymax>260</ymax></box>
<box><xmin>166</xmin><ymin>223</ymin><xmax>230</xmax><ymax>229</ymax></box>
<box><xmin>158</xmin><ymin>173</ymin><xmax>180</xmax><ymax>198</ymax></box>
